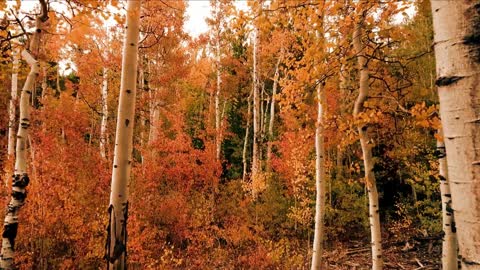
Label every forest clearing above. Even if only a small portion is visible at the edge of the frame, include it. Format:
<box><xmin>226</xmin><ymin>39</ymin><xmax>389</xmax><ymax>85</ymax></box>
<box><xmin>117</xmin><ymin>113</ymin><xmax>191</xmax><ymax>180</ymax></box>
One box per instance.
<box><xmin>0</xmin><ymin>0</ymin><xmax>479</xmax><ymax>269</ymax></box>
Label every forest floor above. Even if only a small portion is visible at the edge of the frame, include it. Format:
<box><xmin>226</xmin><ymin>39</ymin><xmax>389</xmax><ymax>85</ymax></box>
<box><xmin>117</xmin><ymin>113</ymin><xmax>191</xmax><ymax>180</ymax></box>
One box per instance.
<box><xmin>324</xmin><ymin>228</ymin><xmax>441</xmax><ymax>269</ymax></box>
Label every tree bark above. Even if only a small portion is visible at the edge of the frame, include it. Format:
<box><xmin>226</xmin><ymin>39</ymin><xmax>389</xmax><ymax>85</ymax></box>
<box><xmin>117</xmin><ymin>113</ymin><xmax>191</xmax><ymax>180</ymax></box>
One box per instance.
<box><xmin>106</xmin><ymin>1</ymin><xmax>141</xmax><ymax>269</ymax></box>
<box><xmin>0</xmin><ymin>0</ymin><xmax>48</xmax><ymax>266</ymax></box>
<box><xmin>353</xmin><ymin>15</ymin><xmax>383</xmax><ymax>270</ymax></box>
<box><xmin>431</xmin><ymin>1</ymin><xmax>480</xmax><ymax>268</ymax></box>
<box><xmin>7</xmin><ymin>48</ymin><xmax>19</xmax><ymax>158</ymax></box>
<box><xmin>100</xmin><ymin>67</ymin><xmax>108</xmax><ymax>159</ymax></box>
<box><xmin>266</xmin><ymin>54</ymin><xmax>281</xmax><ymax>171</ymax></box>
<box><xmin>437</xmin><ymin>129</ymin><xmax>458</xmax><ymax>270</ymax></box>
<box><xmin>242</xmin><ymin>90</ymin><xmax>253</xmax><ymax>183</ymax></box>
<box><xmin>251</xmin><ymin>27</ymin><xmax>260</xmax><ymax>190</ymax></box>
<box><xmin>311</xmin><ymin>83</ymin><xmax>326</xmax><ymax>270</ymax></box>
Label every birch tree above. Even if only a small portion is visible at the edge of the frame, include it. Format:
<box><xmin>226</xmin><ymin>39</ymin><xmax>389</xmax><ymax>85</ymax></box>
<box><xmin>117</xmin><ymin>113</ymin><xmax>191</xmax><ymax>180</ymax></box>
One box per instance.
<box><xmin>105</xmin><ymin>1</ymin><xmax>141</xmax><ymax>269</ymax></box>
<box><xmin>437</xmin><ymin>129</ymin><xmax>458</xmax><ymax>270</ymax></box>
<box><xmin>353</xmin><ymin>12</ymin><xmax>383</xmax><ymax>270</ymax></box>
<box><xmin>243</xmin><ymin>90</ymin><xmax>253</xmax><ymax>182</ymax></box>
<box><xmin>214</xmin><ymin>0</ymin><xmax>223</xmax><ymax>161</ymax></box>
<box><xmin>0</xmin><ymin>1</ymin><xmax>48</xmax><ymax>268</ymax></box>
<box><xmin>311</xmin><ymin>3</ymin><xmax>329</xmax><ymax>267</ymax></box>
<box><xmin>251</xmin><ymin>27</ymin><xmax>260</xmax><ymax>185</ymax></box>
<box><xmin>311</xmin><ymin>83</ymin><xmax>326</xmax><ymax>270</ymax></box>
<box><xmin>266</xmin><ymin>54</ymin><xmax>281</xmax><ymax>170</ymax></box>
<box><xmin>7</xmin><ymin>48</ymin><xmax>19</xmax><ymax>158</ymax></box>
<box><xmin>431</xmin><ymin>1</ymin><xmax>480</xmax><ymax>268</ymax></box>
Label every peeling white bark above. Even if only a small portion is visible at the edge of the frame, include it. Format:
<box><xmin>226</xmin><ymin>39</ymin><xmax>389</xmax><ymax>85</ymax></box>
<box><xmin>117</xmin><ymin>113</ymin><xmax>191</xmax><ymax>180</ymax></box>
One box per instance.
<box><xmin>107</xmin><ymin>1</ymin><xmax>141</xmax><ymax>269</ymax></box>
<box><xmin>431</xmin><ymin>1</ymin><xmax>480</xmax><ymax>268</ymax></box>
<box><xmin>353</xmin><ymin>16</ymin><xmax>383</xmax><ymax>270</ymax></box>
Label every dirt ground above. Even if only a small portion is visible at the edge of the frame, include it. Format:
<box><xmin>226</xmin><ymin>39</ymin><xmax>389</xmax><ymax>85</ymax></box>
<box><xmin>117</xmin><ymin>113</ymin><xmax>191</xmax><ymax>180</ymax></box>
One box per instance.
<box><xmin>324</xmin><ymin>231</ymin><xmax>442</xmax><ymax>269</ymax></box>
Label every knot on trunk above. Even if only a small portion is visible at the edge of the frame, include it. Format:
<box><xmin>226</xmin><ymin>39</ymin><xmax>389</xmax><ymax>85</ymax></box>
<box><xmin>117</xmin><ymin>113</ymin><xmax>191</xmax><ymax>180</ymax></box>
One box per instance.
<box><xmin>12</xmin><ymin>174</ymin><xmax>29</xmax><ymax>188</ymax></box>
<box><xmin>2</xmin><ymin>223</ymin><xmax>18</xmax><ymax>250</ymax></box>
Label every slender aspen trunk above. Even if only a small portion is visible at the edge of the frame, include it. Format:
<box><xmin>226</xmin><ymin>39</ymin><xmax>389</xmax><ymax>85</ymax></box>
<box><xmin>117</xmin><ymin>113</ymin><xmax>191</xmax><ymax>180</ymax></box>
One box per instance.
<box><xmin>431</xmin><ymin>1</ymin><xmax>480</xmax><ymax>268</ymax></box>
<box><xmin>437</xmin><ymin>130</ymin><xmax>458</xmax><ymax>270</ymax></box>
<box><xmin>242</xmin><ymin>91</ymin><xmax>253</xmax><ymax>183</ymax></box>
<box><xmin>260</xmin><ymin>84</ymin><xmax>264</xmax><ymax>137</ymax></box>
<box><xmin>100</xmin><ymin>67</ymin><xmax>108</xmax><ymax>159</ymax></box>
<box><xmin>353</xmin><ymin>16</ymin><xmax>383</xmax><ymax>270</ymax></box>
<box><xmin>215</xmin><ymin>23</ymin><xmax>222</xmax><ymax>161</ymax></box>
<box><xmin>266</xmin><ymin>55</ymin><xmax>281</xmax><ymax>170</ymax></box>
<box><xmin>311</xmin><ymin>84</ymin><xmax>326</xmax><ymax>270</ymax></box>
<box><xmin>138</xmin><ymin>57</ymin><xmax>145</xmax><ymax>148</ymax></box>
<box><xmin>336</xmin><ymin>64</ymin><xmax>348</xmax><ymax>180</ymax></box>
<box><xmin>1</xmin><ymin>1</ymin><xmax>47</xmax><ymax>267</ymax></box>
<box><xmin>106</xmin><ymin>1</ymin><xmax>141</xmax><ymax>269</ymax></box>
<box><xmin>251</xmin><ymin>28</ymin><xmax>260</xmax><ymax>185</ymax></box>
<box><xmin>7</xmin><ymin>49</ymin><xmax>19</xmax><ymax>158</ymax></box>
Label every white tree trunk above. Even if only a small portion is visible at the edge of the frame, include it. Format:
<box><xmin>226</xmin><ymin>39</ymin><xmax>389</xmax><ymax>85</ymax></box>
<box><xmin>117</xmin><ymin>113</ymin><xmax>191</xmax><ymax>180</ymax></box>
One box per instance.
<box><xmin>266</xmin><ymin>55</ymin><xmax>281</xmax><ymax>170</ymax></box>
<box><xmin>100</xmin><ymin>67</ymin><xmax>108</xmax><ymax>159</ymax></box>
<box><xmin>0</xmin><ymin>43</ymin><xmax>39</xmax><ymax>270</ymax></box>
<box><xmin>251</xmin><ymin>28</ymin><xmax>260</xmax><ymax>186</ymax></box>
<box><xmin>242</xmin><ymin>91</ymin><xmax>253</xmax><ymax>183</ymax></box>
<box><xmin>437</xmin><ymin>130</ymin><xmax>458</xmax><ymax>270</ymax></box>
<box><xmin>431</xmin><ymin>1</ymin><xmax>480</xmax><ymax>268</ymax></box>
<box><xmin>311</xmin><ymin>84</ymin><xmax>326</xmax><ymax>270</ymax></box>
<box><xmin>0</xmin><ymin>2</ymin><xmax>47</xmax><ymax>267</ymax></box>
<box><xmin>353</xmin><ymin>17</ymin><xmax>383</xmax><ymax>270</ymax></box>
<box><xmin>106</xmin><ymin>1</ymin><xmax>141</xmax><ymax>269</ymax></box>
<box><xmin>7</xmin><ymin>48</ymin><xmax>19</xmax><ymax>158</ymax></box>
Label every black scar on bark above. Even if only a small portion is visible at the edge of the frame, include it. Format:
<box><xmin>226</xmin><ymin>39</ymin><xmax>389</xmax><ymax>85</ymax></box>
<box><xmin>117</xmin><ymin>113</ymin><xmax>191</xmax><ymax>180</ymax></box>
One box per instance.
<box><xmin>125</xmin><ymin>119</ymin><xmax>130</xmax><ymax>127</ymax></box>
<box><xmin>462</xmin><ymin>257</ymin><xmax>480</xmax><ymax>265</ymax></box>
<box><xmin>2</xmin><ymin>223</ymin><xmax>18</xmax><ymax>249</ymax></box>
<box><xmin>463</xmin><ymin>3</ymin><xmax>480</xmax><ymax>63</ymax></box>
<box><xmin>435</xmin><ymin>76</ymin><xmax>463</xmax><ymax>87</ymax></box>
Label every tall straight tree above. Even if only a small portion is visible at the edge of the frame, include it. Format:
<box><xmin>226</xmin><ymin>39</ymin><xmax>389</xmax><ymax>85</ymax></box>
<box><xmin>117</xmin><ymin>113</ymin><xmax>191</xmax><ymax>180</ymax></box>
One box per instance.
<box><xmin>251</xmin><ymin>27</ymin><xmax>260</xmax><ymax>186</ymax></box>
<box><xmin>437</xmin><ymin>129</ymin><xmax>458</xmax><ymax>270</ymax></box>
<box><xmin>353</xmin><ymin>9</ymin><xmax>383</xmax><ymax>270</ymax></box>
<box><xmin>7</xmin><ymin>48</ymin><xmax>19</xmax><ymax>158</ymax></box>
<box><xmin>311</xmin><ymin>82</ymin><xmax>326</xmax><ymax>270</ymax></box>
<box><xmin>105</xmin><ymin>1</ymin><xmax>141</xmax><ymax>269</ymax></box>
<box><xmin>214</xmin><ymin>0</ymin><xmax>223</xmax><ymax>161</ymax></box>
<box><xmin>0</xmin><ymin>1</ymin><xmax>48</xmax><ymax>268</ymax></box>
<box><xmin>311</xmin><ymin>3</ymin><xmax>327</xmax><ymax>268</ymax></box>
<box><xmin>266</xmin><ymin>53</ymin><xmax>281</xmax><ymax>170</ymax></box>
<box><xmin>431</xmin><ymin>1</ymin><xmax>480</xmax><ymax>268</ymax></box>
